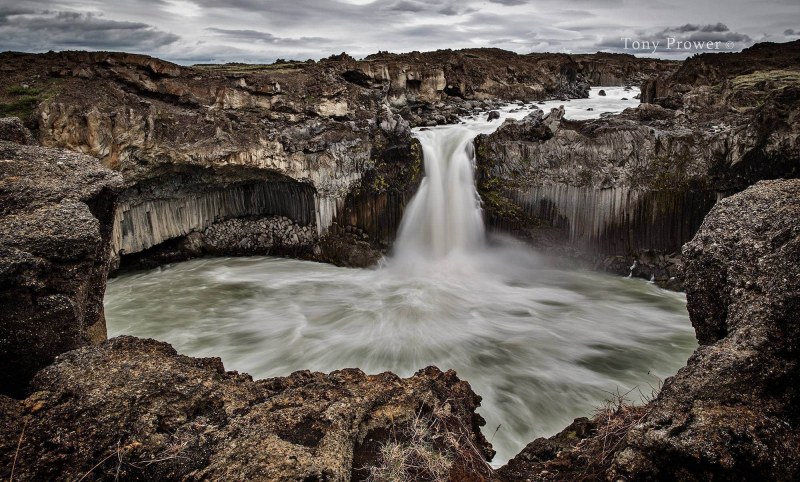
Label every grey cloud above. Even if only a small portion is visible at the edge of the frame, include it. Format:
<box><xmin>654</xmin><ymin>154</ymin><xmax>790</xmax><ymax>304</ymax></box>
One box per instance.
<box><xmin>785</xmin><ymin>29</ymin><xmax>797</xmax><ymax>36</ymax></box>
<box><xmin>0</xmin><ymin>10</ymin><xmax>179</xmax><ymax>52</ymax></box>
<box><xmin>668</xmin><ymin>22</ymin><xmax>730</xmax><ymax>33</ymax></box>
<box><xmin>206</xmin><ymin>28</ymin><xmax>327</xmax><ymax>46</ymax></box>
<box><xmin>487</xmin><ymin>0</ymin><xmax>527</xmax><ymax>5</ymax></box>
<box><xmin>594</xmin><ymin>22</ymin><xmax>754</xmax><ymax>58</ymax></box>
<box><xmin>1</xmin><ymin>0</ymin><xmax>795</xmax><ymax>62</ymax></box>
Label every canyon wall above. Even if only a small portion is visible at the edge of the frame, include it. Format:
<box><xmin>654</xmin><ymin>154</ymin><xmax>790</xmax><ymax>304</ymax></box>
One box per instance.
<box><xmin>498</xmin><ymin>179</ymin><xmax>800</xmax><ymax>481</ymax></box>
<box><xmin>476</xmin><ymin>40</ymin><xmax>800</xmax><ymax>285</ymax></box>
<box><xmin>1</xmin><ymin>48</ymin><xmax>642</xmax><ymax>268</ymax></box>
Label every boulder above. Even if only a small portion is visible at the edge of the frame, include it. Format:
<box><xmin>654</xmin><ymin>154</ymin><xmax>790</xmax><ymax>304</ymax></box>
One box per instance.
<box><xmin>0</xmin><ymin>117</ymin><xmax>34</xmax><ymax>145</ymax></box>
<box><xmin>0</xmin><ymin>142</ymin><xmax>123</xmax><ymax>397</ymax></box>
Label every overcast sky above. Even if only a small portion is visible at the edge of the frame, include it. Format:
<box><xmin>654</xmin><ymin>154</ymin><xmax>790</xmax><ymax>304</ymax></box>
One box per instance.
<box><xmin>0</xmin><ymin>0</ymin><xmax>798</xmax><ymax>64</ymax></box>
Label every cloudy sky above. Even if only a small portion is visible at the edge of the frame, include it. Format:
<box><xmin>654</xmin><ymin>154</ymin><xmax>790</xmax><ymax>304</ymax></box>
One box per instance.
<box><xmin>0</xmin><ymin>0</ymin><xmax>798</xmax><ymax>64</ymax></box>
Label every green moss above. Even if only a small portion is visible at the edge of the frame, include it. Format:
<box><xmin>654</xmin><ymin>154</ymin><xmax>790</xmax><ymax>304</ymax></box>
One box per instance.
<box><xmin>1</xmin><ymin>81</ymin><xmax>63</xmax><ymax>121</ymax></box>
<box><xmin>731</xmin><ymin>69</ymin><xmax>800</xmax><ymax>91</ymax></box>
<box><xmin>7</xmin><ymin>86</ymin><xmax>41</xmax><ymax>96</ymax></box>
<box><xmin>372</xmin><ymin>175</ymin><xmax>389</xmax><ymax>191</ymax></box>
<box><xmin>478</xmin><ymin>176</ymin><xmax>533</xmax><ymax>223</ymax></box>
<box><xmin>0</xmin><ymin>96</ymin><xmax>39</xmax><ymax>118</ymax></box>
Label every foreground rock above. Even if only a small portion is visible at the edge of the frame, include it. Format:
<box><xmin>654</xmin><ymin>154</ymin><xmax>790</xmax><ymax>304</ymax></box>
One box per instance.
<box><xmin>0</xmin><ymin>336</ymin><xmax>493</xmax><ymax>481</ymax></box>
<box><xmin>0</xmin><ymin>139</ymin><xmax>123</xmax><ymax>396</ymax></box>
<box><xmin>498</xmin><ymin>179</ymin><xmax>800</xmax><ymax>480</ymax></box>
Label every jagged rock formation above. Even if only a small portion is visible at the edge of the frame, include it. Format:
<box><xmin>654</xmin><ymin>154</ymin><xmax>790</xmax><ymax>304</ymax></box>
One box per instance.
<box><xmin>0</xmin><ymin>139</ymin><xmax>123</xmax><ymax>396</ymax></box>
<box><xmin>1</xmin><ymin>47</ymin><xmax>659</xmax><ymax>268</ymax></box>
<box><xmin>497</xmin><ymin>178</ymin><xmax>800</xmax><ymax>480</ymax></box>
<box><xmin>476</xmin><ymin>40</ymin><xmax>800</xmax><ymax>285</ymax></box>
<box><xmin>0</xmin><ymin>336</ymin><xmax>494</xmax><ymax>481</ymax></box>
<box><xmin>572</xmin><ymin>53</ymin><xmax>680</xmax><ymax>86</ymax></box>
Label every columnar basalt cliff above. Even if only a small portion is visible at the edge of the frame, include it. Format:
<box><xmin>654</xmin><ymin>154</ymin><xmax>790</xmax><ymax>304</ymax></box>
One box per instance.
<box><xmin>497</xmin><ymin>179</ymin><xmax>800</xmax><ymax>481</ymax></box>
<box><xmin>476</xmin><ymin>40</ymin><xmax>800</xmax><ymax>286</ymax></box>
<box><xmin>2</xmin><ymin>48</ymin><xmax>664</xmax><ymax>269</ymax></box>
<box><xmin>0</xmin><ymin>137</ymin><xmax>123</xmax><ymax>397</ymax></box>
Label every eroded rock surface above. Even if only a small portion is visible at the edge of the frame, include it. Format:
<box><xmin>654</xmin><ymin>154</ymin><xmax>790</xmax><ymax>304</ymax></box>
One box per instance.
<box><xmin>476</xmin><ymin>40</ymin><xmax>800</xmax><ymax>286</ymax></box>
<box><xmin>497</xmin><ymin>179</ymin><xmax>800</xmax><ymax>481</ymax></box>
<box><xmin>0</xmin><ymin>140</ymin><xmax>123</xmax><ymax>396</ymax></box>
<box><xmin>0</xmin><ymin>336</ymin><xmax>494</xmax><ymax>482</ymax></box>
<box><xmin>0</xmin><ymin>48</ymin><xmax>669</xmax><ymax>268</ymax></box>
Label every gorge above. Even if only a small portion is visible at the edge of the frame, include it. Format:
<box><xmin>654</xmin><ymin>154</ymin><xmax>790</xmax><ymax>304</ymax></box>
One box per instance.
<box><xmin>103</xmin><ymin>90</ymin><xmax>697</xmax><ymax>465</ymax></box>
<box><xmin>1</xmin><ymin>40</ymin><xmax>799</xmax><ymax>481</ymax></box>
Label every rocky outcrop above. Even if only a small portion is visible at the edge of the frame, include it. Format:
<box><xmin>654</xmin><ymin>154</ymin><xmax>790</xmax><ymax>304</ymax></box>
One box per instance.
<box><xmin>609</xmin><ymin>180</ymin><xmax>800</xmax><ymax>480</ymax></box>
<box><xmin>0</xmin><ymin>336</ymin><xmax>494</xmax><ymax>481</ymax></box>
<box><xmin>572</xmin><ymin>53</ymin><xmax>680</xmax><ymax>86</ymax></box>
<box><xmin>0</xmin><ymin>139</ymin><xmax>123</xmax><ymax>396</ymax></box>
<box><xmin>640</xmin><ymin>40</ymin><xmax>800</xmax><ymax>105</ymax></box>
<box><xmin>0</xmin><ymin>117</ymin><xmax>34</xmax><ymax>144</ymax></box>
<box><xmin>355</xmin><ymin>49</ymin><xmax>590</xmax><ymax>105</ymax></box>
<box><xmin>497</xmin><ymin>178</ymin><xmax>800</xmax><ymax>480</ymax></box>
<box><xmin>0</xmin><ymin>48</ymin><xmax>674</xmax><ymax>268</ymax></box>
<box><xmin>476</xmin><ymin>40</ymin><xmax>800</xmax><ymax>285</ymax></box>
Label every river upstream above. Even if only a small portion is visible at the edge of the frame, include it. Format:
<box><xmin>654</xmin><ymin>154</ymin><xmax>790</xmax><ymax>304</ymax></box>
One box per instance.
<box><xmin>105</xmin><ymin>87</ymin><xmax>697</xmax><ymax>465</ymax></box>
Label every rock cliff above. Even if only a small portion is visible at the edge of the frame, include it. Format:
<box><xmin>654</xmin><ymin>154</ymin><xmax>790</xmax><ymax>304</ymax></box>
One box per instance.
<box><xmin>0</xmin><ymin>48</ymin><xmax>659</xmax><ymax>269</ymax></box>
<box><xmin>0</xmin><ymin>139</ymin><xmax>123</xmax><ymax>397</ymax></box>
<box><xmin>497</xmin><ymin>178</ymin><xmax>800</xmax><ymax>481</ymax></box>
<box><xmin>476</xmin><ymin>40</ymin><xmax>800</xmax><ymax>286</ymax></box>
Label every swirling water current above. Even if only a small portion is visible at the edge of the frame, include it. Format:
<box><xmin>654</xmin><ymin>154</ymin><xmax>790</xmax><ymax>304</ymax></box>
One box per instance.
<box><xmin>105</xmin><ymin>87</ymin><xmax>696</xmax><ymax>464</ymax></box>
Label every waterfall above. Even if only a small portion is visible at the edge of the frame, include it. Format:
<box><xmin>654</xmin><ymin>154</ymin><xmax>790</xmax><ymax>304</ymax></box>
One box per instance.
<box><xmin>393</xmin><ymin>126</ymin><xmax>486</xmax><ymax>260</ymax></box>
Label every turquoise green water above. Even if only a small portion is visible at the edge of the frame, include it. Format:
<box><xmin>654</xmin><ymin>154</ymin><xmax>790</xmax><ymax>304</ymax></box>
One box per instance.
<box><xmin>105</xmin><ymin>244</ymin><xmax>696</xmax><ymax>465</ymax></box>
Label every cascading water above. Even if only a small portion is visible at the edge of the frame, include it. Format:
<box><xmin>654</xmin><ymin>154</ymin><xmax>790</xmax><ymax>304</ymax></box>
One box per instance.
<box><xmin>105</xmin><ymin>87</ymin><xmax>697</xmax><ymax>465</ymax></box>
<box><xmin>393</xmin><ymin>127</ymin><xmax>485</xmax><ymax>261</ymax></box>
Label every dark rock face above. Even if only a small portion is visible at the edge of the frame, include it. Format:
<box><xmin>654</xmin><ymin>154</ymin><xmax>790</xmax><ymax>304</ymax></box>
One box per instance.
<box><xmin>497</xmin><ymin>179</ymin><xmax>800</xmax><ymax>480</ymax></box>
<box><xmin>0</xmin><ymin>141</ymin><xmax>123</xmax><ymax>396</ymax></box>
<box><xmin>476</xmin><ymin>41</ymin><xmax>800</xmax><ymax>286</ymax></box>
<box><xmin>611</xmin><ymin>179</ymin><xmax>800</xmax><ymax>480</ymax></box>
<box><xmin>0</xmin><ymin>336</ymin><xmax>494</xmax><ymax>481</ymax></box>
<box><xmin>0</xmin><ymin>117</ymin><xmax>34</xmax><ymax>144</ymax></box>
<box><xmin>572</xmin><ymin>53</ymin><xmax>680</xmax><ymax>86</ymax></box>
<box><xmin>0</xmin><ymin>48</ymin><xmax>674</xmax><ymax>267</ymax></box>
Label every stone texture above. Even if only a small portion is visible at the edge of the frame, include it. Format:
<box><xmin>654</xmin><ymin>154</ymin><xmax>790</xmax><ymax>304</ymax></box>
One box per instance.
<box><xmin>475</xmin><ymin>40</ymin><xmax>800</xmax><ymax>286</ymax></box>
<box><xmin>496</xmin><ymin>179</ymin><xmax>800</xmax><ymax>481</ymax></box>
<box><xmin>609</xmin><ymin>178</ymin><xmax>800</xmax><ymax>480</ymax></box>
<box><xmin>0</xmin><ymin>48</ymin><xmax>669</xmax><ymax>267</ymax></box>
<box><xmin>0</xmin><ymin>141</ymin><xmax>123</xmax><ymax>396</ymax></box>
<box><xmin>0</xmin><ymin>117</ymin><xmax>34</xmax><ymax>144</ymax></box>
<box><xmin>0</xmin><ymin>336</ymin><xmax>494</xmax><ymax>481</ymax></box>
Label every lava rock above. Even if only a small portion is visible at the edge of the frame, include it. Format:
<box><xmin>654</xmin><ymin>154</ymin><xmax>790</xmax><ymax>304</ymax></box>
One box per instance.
<box><xmin>609</xmin><ymin>179</ymin><xmax>800</xmax><ymax>480</ymax></box>
<box><xmin>0</xmin><ymin>142</ymin><xmax>123</xmax><ymax>397</ymax></box>
<box><xmin>0</xmin><ymin>117</ymin><xmax>34</xmax><ymax>145</ymax></box>
<box><xmin>487</xmin><ymin>110</ymin><xmax>501</xmax><ymax>121</ymax></box>
<box><xmin>0</xmin><ymin>336</ymin><xmax>494</xmax><ymax>481</ymax></box>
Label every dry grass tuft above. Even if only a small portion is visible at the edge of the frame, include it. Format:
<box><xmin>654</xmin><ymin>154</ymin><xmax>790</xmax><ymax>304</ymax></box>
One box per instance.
<box><xmin>366</xmin><ymin>414</ymin><xmax>453</xmax><ymax>482</ymax></box>
<box><xmin>559</xmin><ymin>388</ymin><xmax>652</xmax><ymax>480</ymax></box>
